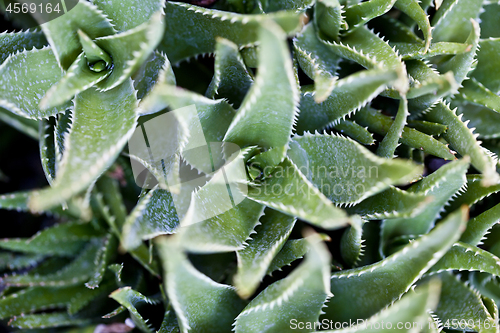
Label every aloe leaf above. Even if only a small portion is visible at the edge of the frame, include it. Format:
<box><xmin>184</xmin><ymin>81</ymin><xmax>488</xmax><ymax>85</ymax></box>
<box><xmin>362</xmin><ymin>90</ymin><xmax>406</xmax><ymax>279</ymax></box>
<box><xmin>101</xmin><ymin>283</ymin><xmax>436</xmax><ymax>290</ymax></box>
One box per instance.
<box><xmin>340</xmin><ymin>216</ymin><xmax>365</xmax><ymax>267</ymax></box>
<box><xmin>234</xmin><ymin>234</ymin><xmax>331</xmax><ymax>333</ymax></box>
<box><xmin>437</xmin><ymin>19</ymin><xmax>480</xmax><ymax>87</ymax></box>
<box><xmin>455</xmin><ymin>103</ymin><xmax>500</xmax><ymax>140</ymax></box>
<box><xmin>92</xmin><ymin>0</ymin><xmax>164</xmax><ymax>32</ymax></box>
<box><xmin>377</xmin><ymin>96</ymin><xmax>408</xmax><ymax>158</ymax></box>
<box><xmin>40</xmin><ymin>53</ymin><xmax>111</xmax><ymax>109</ymax></box>
<box><xmin>296</xmin><ymin>68</ymin><xmax>399</xmax><ymax>134</ymax></box>
<box><xmin>347</xmin><ymin>186</ymin><xmax>430</xmax><ymax>220</ymax></box>
<box><xmin>234</xmin><ymin>209</ymin><xmax>296</xmax><ymax>298</ymax></box>
<box><xmin>381</xmin><ymin>158</ymin><xmax>468</xmax><ymax>255</ymax></box>
<box><xmin>39</xmin><ymin>118</ymin><xmax>57</xmax><ymax>184</ymax></box>
<box><xmin>0</xmin><ymin>107</ymin><xmax>38</xmax><ymax>139</ymax></box>
<box><xmin>110</xmin><ymin>287</ymin><xmax>159</xmax><ymax>333</ymax></box>
<box><xmin>224</xmin><ymin>21</ymin><xmax>299</xmax><ymax>163</ymax></box>
<box><xmin>133</xmin><ymin>51</ymin><xmax>175</xmax><ymax>103</ymax></box>
<box><xmin>85</xmin><ymin>233</ymin><xmax>117</xmax><ymax>289</ymax></box>
<box><xmin>0</xmin><ymin>29</ymin><xmax>48</xmax><ymax>64</ymax></box>
<box><xmin>428</xmin><ymin>242</ymin><xmax>500</xmax><ymax>277</ymax></box>
<box><xmin>461</xmin><ymin>203</ymin><xmax>500</xmax><ymax>246</ymax></box>
<box><xmin>29</xmin><ymin>80</ymin><xmax>139</xmax><ymax>211</ymax></box>
<box><xmin>0</xmin><ymin>252</ymin><xmax>45</xmax><ymax>271</ymax></box>
<box><xmin>293</xmin><ymin>22</ymin><xmax>341</xmax><ymax>102</ymax></box>
<box><xmin>425</xmin><ymin>102</ymin><xmax>499</xmax><ymax>185</ymax></box>
<box><xmin>156</xmin><ymin>236</ymin><xmax>247</xmax><ymax>333</ymax></box>
<box><xmin>432</xmin><ymin>272</ymin><xmax>496</xmax><ymax>333</ymax></box>
<box><xmin>8</xmin><ymin>312</ymin><xmax>90</xmax><ymax>329</ymax></box>
<box><xmin>480</xmin><ymin>3</ymin><xmax>500</xmax><ymax>39</ymax></box>
<box><xmin>246</xmin><ymin>157</ymin><xmax>350</xmax><ymax>229</ymax></box>
<box><xmin>406</xmin><ymin>120</ymin><xmax>447</xmax><ymax>136</ymax></box>
<box><xmin>122</xmin><ymin>186</ymin><xmax>179</xmax><ymax>251</ymax></box>
<box><xmin>264</xmin><ymin>0</ymin><xmax>314</xmax><ymax>12</ymax></box>
<box><xmin>94</xmin><ymin>12</ymin><xmax>164</xmax><ymax>91</ymax></box>
<box><xmin>343</xmin><ymin>0</ymin><xmax>397</xmax><ymax>31</ymax></box>
<box><xmin>0</xmin><ymin>48</ymin><xmax>70</xmax><ymax>119</ymax></box>
<box><xmin>1</xmin><ymin>239</ymin><xmax>101</xmax><ymax>286</ymax></box>
<box><xmin>0</xmin><ymin>284</ymin><xmax>91</xmax><ymax>319</ymax></box>
<box><xmin>472</xmin><ymin>38</ymin><xmax>500</xmax><ymax>94</ymax></box>
<box><xmin>394</xmin><ymin>0</ymin><xmax>432</xmax><ymax>52</ymax></box>
<box><xmin>394</xmin><ymin>41</ymin><xmax>470</xmax><ymax>60</ymax></box>
<box><xmin>322</xmin><ymin>207</ymin><xmax>467</xmax><ymax>323</ymax></box>
<box><xmin>446</xmin><ymin>175</ymin><xmax>500</xmax><ymax>212</ymax></box>
<box><xmin>287</xmin><ymin>132</ymin><xmax>422</xmax><ymax>205</ymax></box>
<box><xmin>160</xmin><ymin>1</ymin><xmax>304</xmax><ymax>63</ymax></box>
<box><xmin>177</xmin><ymin>149</ymin><xmax>265</xmax><ymax>253</ymax></box>
<box><xmin>40</xmin><ymin>0</ymin><xmax>115</xmax><ymax>70</ymax></box>
<box><xmin>0</xmin><ymin>221</ymin><xmax>104</xmax><ymax>256</ymax></box>
<box><xmin>458</xmin><ymin>79</ymin><xmax>500</xmax><ymax>113</ymax></box>
<box><xmin>432</xmin><ymin>0</ymin><xmax>483</xmax><ymax>43</ymax></box>
<box><xmin>372</xmin><ymin>16</ymin><xmax>423</xmax><ymax>44</ymax></box>
<box><xmin>319</xmin><ymin>281</ymin><xmax>441</xmax><ymax>333</ymax></box>
<box><xmin>332</xmin><ymin>119</ymin><xmax>375</xmax><ymax>145</ymax></box>
<box><xmin>206</xmin><ymin>38</ymin><xmax>253</xmax><ymax>108</ymax></box>
<box><xmin>68</xmin><ymin>279</ymin><xmax>116</xmax><ymax>315</ymax></box>
<box><xmin>314</xmin><ymin>0</ymin><xmax>346</xmax><ymax>42</ymax></box>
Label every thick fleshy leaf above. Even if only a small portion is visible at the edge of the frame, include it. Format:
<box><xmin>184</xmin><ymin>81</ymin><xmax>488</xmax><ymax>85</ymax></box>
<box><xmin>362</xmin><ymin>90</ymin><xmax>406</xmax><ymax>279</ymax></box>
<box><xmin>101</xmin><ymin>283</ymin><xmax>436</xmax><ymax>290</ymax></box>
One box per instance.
<box><xmin>428</xmin><ymin>242</ymin><xmax>500</xmax><ymax>277</ymax></box>
<box><xmin>85</xmin><ymin>233</ymin><xmax>117</xmax><ymax>289</ymax></box>
<box><xmin>314</xmin><ymin>0</ymin><xmax>346</xmax><ymax>42</ymax></box>
<box><xmin>347</xmin><ymin>186</ymin><xmax>430</xmax><ymax>220</ymax></box>
<box><xmin>234</xmin><ymin>234</ymin><xmax>331</xmax><ymax>333</ymax></box>
<box><xmin>8</xmin><ymin>312</ymin><xmax>90</xmax><ymax>329</ymax></box>
<box><xmin>395</xmin><ymin>41</ymin><xmax>470</xmax><ymax>61</ymax></box>
<box><xmin>431</xmin><ymin>272</ymin><xmax>496</xmax><ymax>333</ymax></box>
<box><xmin>156</xmin><ymin>236</ymin><xmax>247</xmax><ymax>333</ymax></box>
<box><xmin>332</xmin><ymin>119</ymin><xmax>375</xmax><ymax>145</ymax></box>
<box><xmin>431</xmin><ymin>0</ymin><xmax>483</xmax><ymax>43</ymax></box>
<box><xmin>296</xmin><ymin>68</ymin><xmax>399</xmax><ymax>134</ymax></box>
<box><xmin>406</xmin><ymin>120</ymin><xmax>447</xmax><ymax>136</ymax></box>
<box><xmin>246</xmin><ymin>157</ymin><xmax>350</xmax><ymax>229</ymax></box>
<box><xmin>41</xmin><ymin>0</ymin><xmax>116</xmax><ymax>70</ymax></box>
<box><xmin>394</xmin><ymin>0</ymin><xmax>432</xmax><ymax>52</ymax></box>
<box><xmin>0</xmin><ymin>29</ymin><xmax>47</xmax><ymax>64</ymax></box>
<box><xmin>110</xmin><ymin>287</ymin><xmax>159</xmax><ymax>333</ymax></box>
<box><xmin>133</xmin><ymin>51</ymin><xmax>176</xmax><ymax>102</ymax></box>
<box><xmin>319</xmin><ymin>281</ymin><xmax>441</xmax><ymax>333</ymax></box>
<box><xmin>0</xmin><ymin>107</ymin><xmax>38</xmax><ymax>139</ymax></box>
<box><xmin>458</xmin><ymin>79</ymin><xmax>500</xmax><ymax>113</ymax></box>
<box><xmin>95</xmin><ymin>12</ymin><xmax>164</xmax><ymax>91</ymax></box>
<box><xmin>0</xmin><ymin>221</ymin><xmax>104</xmax><ymax>256</ymax></box>
<box><xmin>206</xmin><ymin>38</ymin><xmax>253</xmax><ymax>108</ymax></box>
<box><xmin>39</xmin><ymin>118</ymin><xmax>57</xmax><ymax>184</ymax></box>
<box><xmin>160</xmin><ymin>1</ymin><xmax>304</xmax><ymax>63</ymax></box>
<box><xmin>92</xmin><ymin>0</ymin><xmax>164</xmax><ymax>32</ymax></box>
<box><xmin>122</xmin><ymin>186</ymin><xmax>179</xmax><ymax>251</ymax></box>
<box><xmin>472</xmin><ymin>38</ymin><xmax>500</xmax><ymax>94</ymax></box>
<box><xmin>446</xmin><ymin>174</ymin><xmax>500</xmax><ymax>212</ymax></box>
<box><xmin>343</xmin><ymin>0</ymin><xmax>397</xmax><ymax>31</ymax></box>
<box><xmin>293</xmin><ymin>22</ymin><xmax>341</xmax><ymax>102</ymax></box>
<box><xmin>0</xmin><ymin>48</ymin><xmax>69</xmax><ymax>119</ymax></box>
<box><xmin>287</xmin><ymin>132</ymin><xmax>422</xmax><ymax>205</ymax></box>
<box><xmin>40</xmin><ymin>52</ymin><xmax>111</xmax><ymax>109</ymax></box>
<box><xmin>0</xmin><ymin>239</ymin><xmax>101</xmax><ymax>287</ymax></box>
<box><xmin>461</xmin><ymin>203</ymin><xmax>500</xmax><ymax>246</ymax></box>
<box><xmin>29</xmin><ymin>80</ymin><xmax>138</xmax><ymax>211</ymax></box>
<box><xmin>381</xmin><ymin>158</ymin><xmax>468</xmax><ymax>255</ymax></box>
<box><xmin>377</xmin><ymin>96</ymin><xmax>408</xmax><ymax>158</ymax></box>
<box><xmin>224</xmin><ymin>21</ymin><xmax>299</xmax><ymax>163</ymax></box>
<box><xmin>425</xmin><ymin>102</ymin><xmax>499</xmax><ymax>185</ymax></box>
<box><xmin>340</xmin><ymin>217</ymin><xmax>365</xmax><ymax>267</ymax></box>
<box><xmin>322</xmin><ymin>207</ymin><xmax>467</xmax><ymax>323</ymax></box>
<box><xmin>264</xmin><ymin>0</ymin><xmax>314</xmax><ymax>12</ymax></box>
<box><xmin>234</xmin><ymin>209</ymin><xmax>296</xmax><ymax>298</ymax></box>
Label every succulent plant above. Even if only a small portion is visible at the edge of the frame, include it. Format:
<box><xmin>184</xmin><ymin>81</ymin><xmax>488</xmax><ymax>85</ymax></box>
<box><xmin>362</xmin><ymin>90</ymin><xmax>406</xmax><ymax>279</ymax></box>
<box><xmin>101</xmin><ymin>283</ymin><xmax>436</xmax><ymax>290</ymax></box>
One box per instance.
<box><xmin>1</xmin><ymin>0</ymin><xmax>500</xmax><ymax>332</ymax></box>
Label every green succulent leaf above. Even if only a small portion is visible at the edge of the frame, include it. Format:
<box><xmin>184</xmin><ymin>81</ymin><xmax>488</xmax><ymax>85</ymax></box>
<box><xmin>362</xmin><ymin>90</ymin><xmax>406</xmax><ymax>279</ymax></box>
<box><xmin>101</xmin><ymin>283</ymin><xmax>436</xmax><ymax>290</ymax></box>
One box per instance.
<box><xmin>234</xmin><ymin>209</ymin><xmax>296</xmax><ymax>298</ymax></box>
<box><xmin>343</xmin><ymin>0</ymin><xmax>397</xmax><ymax>31</ymax></box>
<box><xmin>377</xmin><ymin>96</ymin><xmax>408</xmax><ymax>158</ymax></box>
<box><xmin>224</xmin><ymin>21</ymin><xmax>299</xmax><ymax>163</ymax></box>
<box><xmin>0</xmin><ymin>48</ymin><xmax>70</xmax><ymax>119</ymax></box>
<box><xmin>340</xmin><ymin>216</ymin><xmax>365</xmax><ymax>267</ymax></box>
<box><xmin>458</xmin><ymin>79</ymin><xmax>500</xmax><ymax>113</ymax></box>
<box><xmin>160</xmin><ymin>1</ymin><xmax>304</xmax><ymax>63</ymax></box>
<box><xmin>0</xmin><ymin>252</ymin><xmax>45</xmax><ymax>271</ymax></box>
<box><xmin>446</xmin><ymin>174</ymin><xmax>500</xmax><ymax>212</ymax></box>
<box><xmin>406</xmin><ymin>120</ymin><xmax>447</xmax><ymax>136</ymax></box>
<box><xmin>122</xmin><ymin>186</ymin><xmax>179</xmax><ymax>251</ymax></box>
<box><xmin>314</xmin><ymin>0</ymin><xmax>346</xmax><ymax>42</ymax></box>
<box><xmin>461</xmin><ymin>202</ymin><xmax>500</xmax><ymax>246</ymax></box>
<box><xmin>41</xmin><ymin>0</ymin><xmax>116</xmax><ymax>70</ymax></box>
<box><xmin>133</xmin><ymin>51</ymin><xmax>176</xmax><ymax>102</ymax></box>
<box><xmin>206</xmin><ymin>37</ymin><xmax>254</xmax><ymax>108</ymax></box>
<box><xmin>246</xmin><ymin>157</ymin><xmax>350</xmax><ymax>229</ymax></box>
<box><xmin>234</xmin><ymin>233</ymin><xmax>332</xmax><ymax>333</ymax></box>
<box><xmin>39</xmin><ymin>118</ymin><xmax>57</xmax><ymax>184</ymax></box>
<box><xmin>428</xmin><ymin>242</ymin><xmax>500</xmax><ymax>277</ymax></box>
<box><xmin>287</xmin><ymin>132</ymin><xmax>423</xmax><ymax>205</ymax></box>
<box><xmin>85</xmin><ymin>233</ymin><xmax>117</xmax><ymax>289</ymax></box>
<box><xmin>322</xmin><ymin>206</ymin><xmax>467</xmax><ymax>323</ymax></box>
<box><xmin>425</xmin><ymin>102</ymin><xmax>499</xmax><ymax>185</ymax></box>
<box><xmin>0</xmin><ymin>29</ymin><xmax>48</xmax><ymax>64</ymax></box>
<box><xmin>431</xmin><ymin>0</ymin><xmax>483</xmax><ymax>43</ymax></box>
<box><xmin>394</xmin><ymin>0</ymin><xmax>432</xmax><ymax>52</ymax></box>
<box><xmin>472</xmin><ymin>38</ymin><xmax>500</xmax><ymax>94</ymax></box>
<box><xmin>296</xmin><ymin>68</ymin><xmax>399</xmax><ymax>134</ymax></box>
<box><xmin>110</xmin><ymin>287</ymin><xmax>159</xmax><ymax>333</ymax></box>
<box><xmin>92</xmin><ymin>0</ymin><xmax>164</xmax><ymax>32</ymax></box>
<box><xmin>8</xmin><ymin>312</ymin><xmax>90</xmax><ymax>329</ymax></box>
<box><xmin>156</xmin><ymin>236</ymin><xmax>247</xmax><ymax>333</ymax></box>
<box><xmin>394</xmin><ymin>41</ymin><xmax>470</xmax><ymax>60</ymax></box>
<box><xmin>0</xmin><ymin>107</ymin><xmax>38</xmax><ymax>139</ymax></box>
<box><xmin>29</xmin><ymin>80</ymin><xmax>139</xmax><ymax>211</ymax></box>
